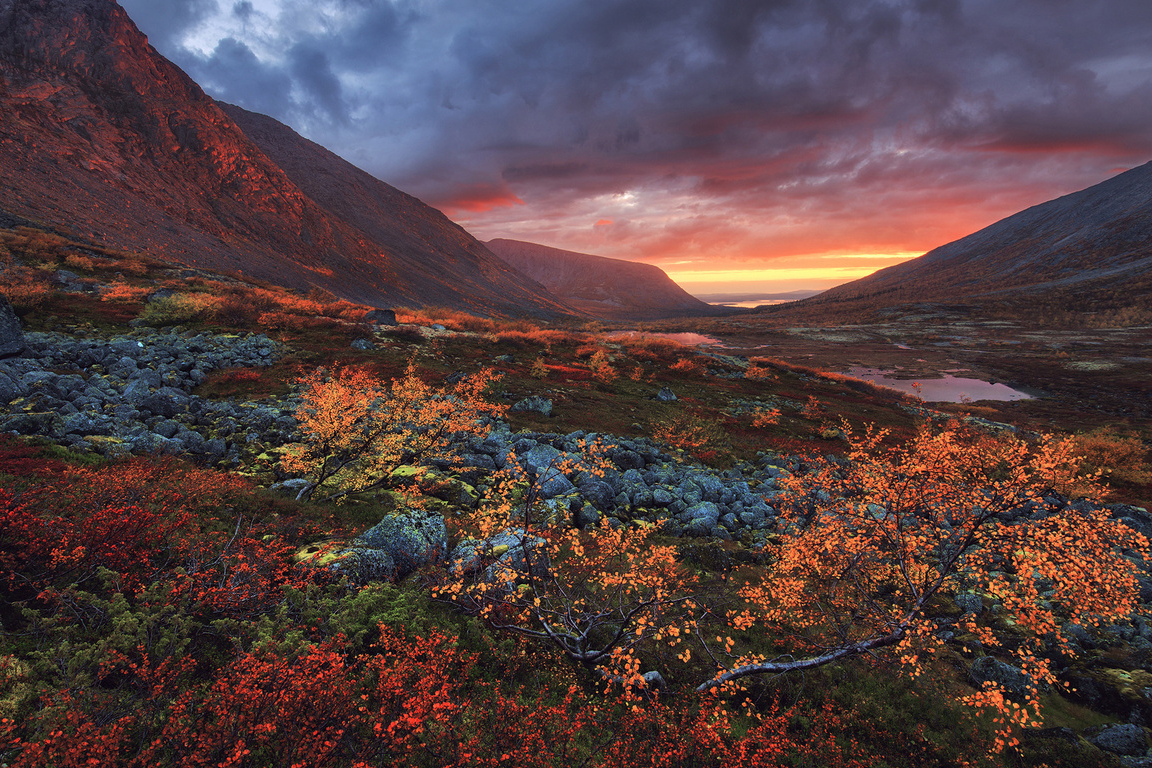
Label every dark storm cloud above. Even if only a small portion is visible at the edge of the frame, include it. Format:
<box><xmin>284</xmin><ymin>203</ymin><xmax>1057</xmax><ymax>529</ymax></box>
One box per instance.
<box><xmin>288</xmin><ymin>43</ymin><xmax>350</xmax><ymax>124</ymax></box>
<box><xmin>232</xmin><ymin>1</ymin><xmax>255</xmax><ymax>21</ymax></box>
<box><xmin>122</xmin><ymin>0</ymin><xmax>1152</xmax><ymax>269</ymax></box>
<box><xmin>196</xmin><ymin>37</ymin><xmax>294</xmax><ymax>118</ymax></box>
<box><xmin>118</xmin><ymin>0</ymin><xmax>219</xmax><ymax>50</ymax></box>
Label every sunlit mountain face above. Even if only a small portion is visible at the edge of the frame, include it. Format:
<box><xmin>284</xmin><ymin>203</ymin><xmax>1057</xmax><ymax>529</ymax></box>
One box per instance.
<box><xmin>0</xmin><ymin>0</ymin><xmax>574</xmax><ymax>317</ymax></box>
<box><xmin>120</xmin><ymin>0</ymin><xmax>1152</xmax><ymax>292</ymax></box>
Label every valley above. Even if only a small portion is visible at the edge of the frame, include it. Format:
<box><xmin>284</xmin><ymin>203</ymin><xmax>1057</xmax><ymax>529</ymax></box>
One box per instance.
<box><xmin>1</xmin><ymin>1</ymin><xmax>1150</xmax><ymax>765</ymax></box>
<box><xmin>680</xmin><ymin>311</ymin><xmax>1152</xmax><ymax>425</ymax></box>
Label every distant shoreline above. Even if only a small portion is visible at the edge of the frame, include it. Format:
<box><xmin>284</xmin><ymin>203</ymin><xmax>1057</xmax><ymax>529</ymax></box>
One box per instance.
<box><xmin>692</xmin><ymin>290</ymin><xmax>822</xmax><ymax>308</ymax></box>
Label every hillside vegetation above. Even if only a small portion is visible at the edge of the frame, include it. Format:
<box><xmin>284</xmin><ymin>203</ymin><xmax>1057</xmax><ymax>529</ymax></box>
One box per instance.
<box><xmin>1</xmin><ymin>225</ymin><xmax>1152</xmax><ymax>767</ymax></box>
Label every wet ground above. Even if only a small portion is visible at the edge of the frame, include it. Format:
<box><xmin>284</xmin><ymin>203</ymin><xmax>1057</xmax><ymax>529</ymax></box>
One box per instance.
<box><xmin>668</xmin><ymin>312</ymin><xmax>1152</xmax><ymax>433</ymax></box>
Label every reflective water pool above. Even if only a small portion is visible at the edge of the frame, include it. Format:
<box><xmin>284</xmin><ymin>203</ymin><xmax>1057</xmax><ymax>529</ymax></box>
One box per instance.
<box><xmin>844</xmin><ymin>367</ymin><xmax>1032</xmax><ymax>402</ymax></box>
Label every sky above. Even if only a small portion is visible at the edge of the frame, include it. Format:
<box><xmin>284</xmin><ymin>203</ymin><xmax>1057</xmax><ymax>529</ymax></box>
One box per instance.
<box><xmin>119</xmin><ymin>0</ymin><xmax>1152</xmax><ymax>295</ymax></box>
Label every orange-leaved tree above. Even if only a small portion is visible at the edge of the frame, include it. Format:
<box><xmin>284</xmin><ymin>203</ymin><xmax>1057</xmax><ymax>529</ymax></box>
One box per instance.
<box><xmin>708</xmin><ymin>421</ymin><xmax>1147</xmax><ymax>747</ymax></box>
<box><xmin>439</xmin><ymin>419</ymin><xmax>1147</xmax><ymax>749</ymax></box>
<box><xmin>434</xmin><ymin>449</ymin><xmax>709</xmax><ymax>688</ymax></box>
<box><xmin>281</xmin><ymin>362</ymin><xmax>505</xmax><ymax>502</ymax></box>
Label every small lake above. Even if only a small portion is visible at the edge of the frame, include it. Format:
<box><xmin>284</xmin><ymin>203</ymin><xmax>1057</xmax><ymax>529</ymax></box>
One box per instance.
<box><xmin>844</xmin><ymin>367</ymin><xmax>1032</xmax><ymax>403</ymax></box>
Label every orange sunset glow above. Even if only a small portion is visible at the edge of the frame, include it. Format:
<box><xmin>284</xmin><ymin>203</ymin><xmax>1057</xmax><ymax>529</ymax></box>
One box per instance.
<box><xmin>5</xmin><ymin>2</ymin><xmax>1152</xmax><ymax>764</ymax></box>
<box><xmin>122</xmin><ymin>0</ymin><xmax>1152</xmax><ymax>295</ymax></box>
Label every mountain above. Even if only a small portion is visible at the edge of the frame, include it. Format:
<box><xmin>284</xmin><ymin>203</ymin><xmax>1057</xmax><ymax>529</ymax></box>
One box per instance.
<box><xmin>790</xmin><ymin>161</ymin><xmax>1152</xmax><ymax>318</ymax></box>
<box><xmin>485</xmin><ymin>239</ymin><xmax>721</xmax><ymax>320</ymax></box>
<box><xmin>0</xmin><ymin>0</ymin><xmax>572</xmax><ymax>317</ymax></box>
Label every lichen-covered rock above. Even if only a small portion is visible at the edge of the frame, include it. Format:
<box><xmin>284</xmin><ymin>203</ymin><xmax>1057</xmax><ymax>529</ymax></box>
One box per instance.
<box><xmin>1063</xmin><ymin>667</ymin><xmax>1152</xmax><ymax>725</ymax></box>
<box><xmin>331</xmin><ymin>508</ymin><xmax>448</xmax><ymax>583</ymax></box>
<box><xmin>955</xmin><ymin>592</ymin><xmax>983</xmax><ymax>616</ymax></box>
<box><xmin>1086</xmin><ymin>723</ymin><xmax>1148</xmax><ymax>756</ymax></box>
<box><xmin>521</xmin><ymin>443</ymin><xmax>562</xmax><ymax>475</ymax></box>
<box><xmin>511</xmin><ymin>396</ymin><xmax>552</xmax><ymax>417</ymax></box>
<box><xmin>537</xmin><ymin>471</ymin><xmax>574</xmax><ymax>499</ymax></box>
<box><xmin>448</xmin><ymin>528</ymin><xmax>547</xmax><ymax>581</ymax></box>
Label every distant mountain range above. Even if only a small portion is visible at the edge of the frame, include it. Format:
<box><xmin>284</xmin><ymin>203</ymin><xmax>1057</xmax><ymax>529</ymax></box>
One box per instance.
<box><xmin>0</xmin><ymin>0</ymin><xmax>572</xmax><ymax>317</ymax></box>
<box><xmin>3</xmin><ymin>0</ymin><xmax>1148</xmax><ymax>325</ymax></box>
<box><xmin>788</xmin><ymin>161</ymin><xmax>1152</xmax><ymax>319</ymax></box>
<box><xmin>485</xmin><ymin>239</ymin><xmax>725</xmax><ymax>320</ymax></box>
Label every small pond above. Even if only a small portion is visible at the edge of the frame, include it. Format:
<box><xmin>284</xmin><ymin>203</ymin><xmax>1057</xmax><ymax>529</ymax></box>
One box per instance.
<box><xmin>844</xmin><ymin>367</ymin><xmax>1032</xmax><ymax>403</ymax></box>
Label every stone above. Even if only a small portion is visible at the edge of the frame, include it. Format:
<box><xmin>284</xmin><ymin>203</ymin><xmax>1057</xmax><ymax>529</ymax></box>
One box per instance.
<box><xmin>574</xmin><ymin>503</ymin><xmax>601</xmax><ymax>528</ymax></box>
<box><xmin>521</xmin><ymin>443</ymin><xmax>563</xmax><ymax>475</ymax></box>
<box><xmin>0</xmin><ymin>296</ymin><xmax>25</xmax><ymax>358</ymax></box>
<box><xmin>655</xmin><ymin>387</ymin><xmax>677</xmax><ymax>402</ymax></box>
<box><xmin>969</xmin><ymin>656</ymin><xmax>1034</xmax><ymax>698</ymax></box>
<box><xmin>537</xmin><ymin>471</ymin><xmax>575</xmax><ymax>499</ymax></box>
<box><xmin>62</xmin><ymin>411</ymin><xmax>111</xmax><ymax>436</ymax></box>
<box><xmin>611</xmin><ymin>449</ymin><xmax>644</xmax><ymax>470</ymax></box>
<box><xmin>122</xmin><ymin>379</ymin><xmax>151</xmax><ymax>403</ymax></box>
<box><xmin>448</xmin><ymin>528</ymin><xmax>548</xmax><ymax>582</ymax></box>
<box><xmin>684</xmin><ymin>517</ymin><xmax>717</xmax><ymax>536</ymax></box>
<box><xmin>642</xmin><ymin>671</ymin><xmax>666</xmax><ymax>691</ymax></box>
<box><xmin>955</xmin><ymin>593</ymin><xmax>983</xmax><ymax>616</ymax></box>
<box><xmin>350</xmin><ymin>338</ymin><xmax>375</xmax><ymax>350</ymax></box>
<box><xmin>138</xmin><ymin>392</ymin><xmax>180</xmax><ymax>418</ymax></box>
<box><xmin>363</xmin><ymin>309</ymin><xmax>397</xmax><ymax>326</ymax></box>
<box><xmin>577</xmin><ymin>480</ymin><xmax>616</xmax><ymax>510</ymax></box>
<box><xmin>1087</xmin><ymin>723</ymin><xmax>1148</xmax><ymax>756</ymax></box>
<box><xmin>109</xmin><ymin>339</ymin><xmax>146</xmax><ymax>358</ymax></box>
<box><xmin>271</xmin><ymin>478</ymin><xmax>312</xmax><ymax>497</ymax></box>
<box><xmin>3</xmin><ymin>411</ymin><xmax>64</xmax><ymax>436</ymax></box>
<box><xmin>333</xmin><ymin>508</ymin><xmax>448</xmax><ymax>582</ymax></box>
<box><xmin>511</xmin><ymin>396</ymin><xmax>552</xmax><ymax>417</ymax></box>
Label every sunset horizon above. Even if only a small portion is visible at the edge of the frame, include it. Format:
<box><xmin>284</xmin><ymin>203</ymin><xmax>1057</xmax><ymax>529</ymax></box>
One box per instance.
<box><xmin>117</xmin><ymin>0</ymin><xmax>1152</xmax><ymax>293</ymax></box>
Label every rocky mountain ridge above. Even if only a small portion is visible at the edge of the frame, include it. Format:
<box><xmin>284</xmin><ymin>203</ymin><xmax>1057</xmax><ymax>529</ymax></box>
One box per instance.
<box><xmin>0</xmin><ymin>0</ymin><xmax>572</xmax><ymax>317</ymax></box>
<box><xmin>787</xmin><ymin>161</ymin><xmax>1152</xmax><ymax>318</ymax></box>
<box><xmin>485</xmin><ymin>238</ymin><xmax>722</xmax><ymax>320</ymax></box>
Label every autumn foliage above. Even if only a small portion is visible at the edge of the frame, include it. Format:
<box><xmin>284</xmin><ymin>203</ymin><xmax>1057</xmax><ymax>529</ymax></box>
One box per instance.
<box><xmin>435</xmin><ymin>418</ymin><xmax>1145</xmax><ymax>756</ymax></box>
<box><xmin>280</xmin><ymin>362</ymin><xmax>505</xmax><ymax>502</ymax></box>
<box><xmin>0</xmin><ymin>356</ymin><xmax>1144</xmax><ymax>766</ymax></box>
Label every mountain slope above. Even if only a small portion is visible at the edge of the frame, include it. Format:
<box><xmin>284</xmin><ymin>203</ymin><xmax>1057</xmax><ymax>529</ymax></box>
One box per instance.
<box><xmin>796</xmin><ymin>161</ymin><xmax>1152</xmax><ymax>316</ymax></box>
<box><xmin>485</xmin><ymin>239</ymin><xmax>720</xmax><ymax>320</ymax></box>
<box><xmin>0</xmin><ymin>0</ymin><xmax>572</xmax><ymax>317</ymax></box>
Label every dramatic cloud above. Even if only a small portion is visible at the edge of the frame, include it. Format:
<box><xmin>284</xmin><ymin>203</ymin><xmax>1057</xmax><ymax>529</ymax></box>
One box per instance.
<box><xmin>118</xmin><ymin>0</ymin><xmax>1152</xmax><ymax>290</ymax></box>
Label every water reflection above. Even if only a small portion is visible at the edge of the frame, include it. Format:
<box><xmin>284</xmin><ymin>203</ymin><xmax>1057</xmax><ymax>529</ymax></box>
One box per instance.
<box><xmin>844</xmin><ymin>367</ymin><xmax>1031</xmax><ymax>403</ymax></box>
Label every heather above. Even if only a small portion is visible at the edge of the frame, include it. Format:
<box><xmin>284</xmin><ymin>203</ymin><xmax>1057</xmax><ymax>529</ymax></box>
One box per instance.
<box><xmin>1</xmin><ymin>232</ymin><xmax>1150</xmax><ymax>766</ymax></box>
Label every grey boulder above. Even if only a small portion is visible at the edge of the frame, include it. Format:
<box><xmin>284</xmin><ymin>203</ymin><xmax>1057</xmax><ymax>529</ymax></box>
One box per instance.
<box><xmin>0</xmin><ymin>296</ymin><xmax>24</xmax><ymax>358</ymax></box>
<box><xmin>332</xmin><ymin>508</ymin><xmax>448</xmax><ymax>582</ymax></box>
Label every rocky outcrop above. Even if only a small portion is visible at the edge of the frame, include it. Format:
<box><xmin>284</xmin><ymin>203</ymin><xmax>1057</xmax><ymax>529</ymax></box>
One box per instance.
<box><xmin>0</xmin><ymin>295</ymin><xmax>24</xmax><ymax>358</ymax></box>
<box><xmin>328</xmin><ymin>507</ymin><xmax>448</xmax><ymax>583</ymax></box>
<box><xmin>0</xmin><ymin>327</ymin><xmax>290</xmax><ymax>460</ymax></box>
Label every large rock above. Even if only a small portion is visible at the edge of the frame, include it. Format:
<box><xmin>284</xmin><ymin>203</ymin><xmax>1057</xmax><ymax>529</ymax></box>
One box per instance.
<box><xmin>0</xmin><ymin>296</ymin><xmax>24</xmax><ymax>358</ymax></box>
<box><xmin>1087</xmin><ymin>723</ymin><xmax>1148</xmax><ymax>756</ymax></box>
<box><xmin>511</xmin><ymin>396</ymin><xmax>552</xmax><ymax>417</ymax></box>
<box><xmin>363</xmin><ymin>309</ymin><xmax>397</xmax><ymax>326</ymax></box>
<box><xmin>521</xmin><ymin>443</ymin><xmax>563</xmax><ymax>475</ymax></box>
<box><xmin>448</xmin><ymin>528</ymin><xmax>547</xmax><ymax>581</ymax></box>
<box><xmin>969</xmin><ymin>656</ymin><xmax>1036</xmax><ymax>698</ymax></box>
<box><xmin>332</xmin><ymin>508</ymin><xmax>448</xmax><ymax>582</ymax></box>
